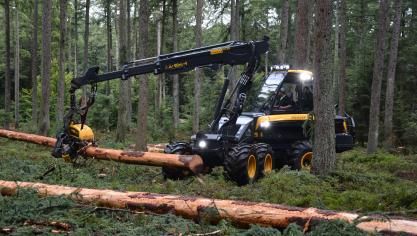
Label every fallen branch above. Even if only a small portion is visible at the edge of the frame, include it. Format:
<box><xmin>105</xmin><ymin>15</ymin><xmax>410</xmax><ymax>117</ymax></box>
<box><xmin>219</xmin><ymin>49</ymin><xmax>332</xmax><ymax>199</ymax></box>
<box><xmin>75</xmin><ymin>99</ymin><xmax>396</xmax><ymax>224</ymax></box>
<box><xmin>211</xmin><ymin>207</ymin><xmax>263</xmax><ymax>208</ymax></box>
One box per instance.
<box><xmin>0</xmin><ymin>228</ymin><xmax>13</xmax><ymax>234</ymax></box>
<box><xmin>1</xmin><ymin>180</ymin><xmax>417</xmax><ymax>235</ymax></box>
<box><xmin>192</xmin><ymin>229</ymin><xmax>222</xmax><ymax>236</ymax></box>
<box><xmin>0</xmin><ymin>129</ymin><xmax>203</xmax><ymax>174</ymax></box>
<box><xmin>23</xmin><ymin>220</ymin><xmax>72</xmax><ymax>231</ymax></box>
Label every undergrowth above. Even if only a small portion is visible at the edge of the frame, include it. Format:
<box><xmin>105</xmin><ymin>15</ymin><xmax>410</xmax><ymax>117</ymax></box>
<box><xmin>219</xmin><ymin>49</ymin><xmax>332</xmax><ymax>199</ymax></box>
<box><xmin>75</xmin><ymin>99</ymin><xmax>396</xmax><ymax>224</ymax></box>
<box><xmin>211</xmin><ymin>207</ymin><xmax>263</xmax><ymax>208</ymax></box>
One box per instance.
<box><xmin>1</xmin><ymin>138</ymin><xmax>416</xmax><ymax>235</ymax></box>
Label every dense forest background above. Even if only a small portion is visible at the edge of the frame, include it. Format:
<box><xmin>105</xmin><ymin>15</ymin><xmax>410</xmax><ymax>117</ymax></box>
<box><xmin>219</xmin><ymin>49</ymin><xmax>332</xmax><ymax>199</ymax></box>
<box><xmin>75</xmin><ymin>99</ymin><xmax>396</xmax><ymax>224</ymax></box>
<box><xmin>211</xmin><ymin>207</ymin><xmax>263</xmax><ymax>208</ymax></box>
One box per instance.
<box><xmin>1</xmin><ymin>0</ymin><xmax>417</xmax><ymax>152</ymax></box>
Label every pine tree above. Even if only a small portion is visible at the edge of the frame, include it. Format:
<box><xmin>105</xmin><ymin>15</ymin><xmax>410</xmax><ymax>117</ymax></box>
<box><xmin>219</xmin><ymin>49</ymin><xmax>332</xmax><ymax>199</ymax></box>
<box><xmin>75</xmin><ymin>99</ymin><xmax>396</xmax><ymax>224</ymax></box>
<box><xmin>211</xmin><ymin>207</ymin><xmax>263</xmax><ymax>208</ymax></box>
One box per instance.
<box><xmin>294</xmin><ymin>0</ymin><xmax>309</xmax><ymax>68</ymax></box>
<box><xmin>367</xmin><ymin>0</ymin><xmax>389</xmax><ymax>154</ymax></box>
<box><xmin>384</xmin><ymin>0</ymin><xmax>403</xmax><ymax>149</ymax></box>
<box><xmin>3</xmin><ymin>0</ymin><xmax>11</xmax><ymax>129</ymax></box>
<box><xmin>105</xmin><ymin>0</ymin><xmax>113</xmax><ymax>95</ymax></box>
<box><xmin>116</xmin><ymin>0</ymin><xmax>129</xmax><ymax>142</ymax></box>
<box><xmin>39</xmin><ymin>0</ymin><xmax>52</xmax><ymax>135</ymax></box>
<box><xmin>57</xmin><ymin>0</ymin><xmax>68</xmax><ymax>124</ymax></box>
<box><xmin>82</xmin><ymin>0</ymin><xmax>90</xmax><ymax>104</ymax></box>
<box><xmin>136</xmin><ymin>0</ymin><xmax>150</xmax><ymax>151</ymax></box>
<box><xmin>31</xmin><ymin>0</ymin><xmax>39</xmax><ymax>126</ymax></box>
<box><xmin>312</xmin><ymin>0</ymin><xmax>335</xmax><ymax>176</ymax></box>
<box><xmin>14</xmin><ymin>0</ymin><xmax>20</xmax><ymax>128</ymax></box>
<box><xmin>337</xmin><ymin>0</ymin><xmax>347</xmax><ymax>115</ymax></box>
<box><xmin>193</xmin><ymin>0</ymin><xmax>203</xmax><ymax>133</ymax></box>
<box><xmin>172</xmin><ymin>0</ymin><xmax>179</xmax><ymax>132</ymax></box>
<box><xmin>277</xmin><ymin>0</ymin><xmax>289</xmax><ymax>64</ymax></box>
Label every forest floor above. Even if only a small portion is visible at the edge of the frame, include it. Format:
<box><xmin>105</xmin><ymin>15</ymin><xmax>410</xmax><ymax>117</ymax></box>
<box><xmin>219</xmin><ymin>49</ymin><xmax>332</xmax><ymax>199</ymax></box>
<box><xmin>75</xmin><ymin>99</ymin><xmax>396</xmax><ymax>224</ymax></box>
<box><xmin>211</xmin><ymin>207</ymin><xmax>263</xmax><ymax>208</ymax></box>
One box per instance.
<box><xmin>1</xmin><ymin>132</ymin><xmax>417</xmax><ymax>235</ymax></box>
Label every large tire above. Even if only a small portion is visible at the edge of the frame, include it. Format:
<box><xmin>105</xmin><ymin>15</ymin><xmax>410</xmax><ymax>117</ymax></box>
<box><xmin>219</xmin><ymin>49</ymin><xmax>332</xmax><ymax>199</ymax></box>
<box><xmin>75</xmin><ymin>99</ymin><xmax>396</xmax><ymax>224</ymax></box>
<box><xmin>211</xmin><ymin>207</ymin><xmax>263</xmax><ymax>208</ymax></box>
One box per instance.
<box><xmin>289</xmin><ymin>140</ymin><xmax>313</xmax><ymax>170</ymax></box>
<box><xmin>162</xmin><ymin>142</ymin><xmax>193</xmax><ymax>180</ymax></box>
<box><xmin>224</xmin><ymin>144</ymin><xmax>261</xmax><ymax>186</ymax></box>
<box><xmin>254</xmin><ymin>143</ymin><xmax>275</xmax><ymax>176</ymax></box>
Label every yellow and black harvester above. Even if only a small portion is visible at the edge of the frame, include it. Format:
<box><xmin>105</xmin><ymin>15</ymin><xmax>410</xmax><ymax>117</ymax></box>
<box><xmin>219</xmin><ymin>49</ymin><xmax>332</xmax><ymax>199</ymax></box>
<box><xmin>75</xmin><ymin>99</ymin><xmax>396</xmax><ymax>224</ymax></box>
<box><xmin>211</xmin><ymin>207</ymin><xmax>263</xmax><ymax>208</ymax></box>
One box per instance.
<box><xmin>52</xmin><ymin>36</ymin><xmax>355</xmax><ymax>185</ymax></box>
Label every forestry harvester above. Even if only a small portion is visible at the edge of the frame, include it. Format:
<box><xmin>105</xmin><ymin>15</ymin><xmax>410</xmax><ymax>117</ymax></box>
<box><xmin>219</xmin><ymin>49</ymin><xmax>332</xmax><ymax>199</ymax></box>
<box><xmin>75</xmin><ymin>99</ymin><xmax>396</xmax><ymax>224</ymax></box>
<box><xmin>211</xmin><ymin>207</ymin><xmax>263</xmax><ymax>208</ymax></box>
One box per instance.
<box><xmin>52</xmin><ymin>36</ymin><xmax>355</xmax><ymax>185</ymax></box>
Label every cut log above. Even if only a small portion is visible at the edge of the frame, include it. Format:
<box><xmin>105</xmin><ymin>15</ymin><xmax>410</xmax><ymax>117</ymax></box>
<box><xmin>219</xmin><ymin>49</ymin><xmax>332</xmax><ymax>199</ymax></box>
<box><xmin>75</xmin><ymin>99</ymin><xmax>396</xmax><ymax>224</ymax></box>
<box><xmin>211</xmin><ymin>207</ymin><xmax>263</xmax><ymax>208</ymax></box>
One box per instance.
<box><xmin>0</xmin><ymin>129</ymin><xmax>203</xmax><ymax>174</ymax></box>
<box><xmin>0</xmin><ymin>180</ymin><xmax>416</xmax><ymax>235</ymax></box>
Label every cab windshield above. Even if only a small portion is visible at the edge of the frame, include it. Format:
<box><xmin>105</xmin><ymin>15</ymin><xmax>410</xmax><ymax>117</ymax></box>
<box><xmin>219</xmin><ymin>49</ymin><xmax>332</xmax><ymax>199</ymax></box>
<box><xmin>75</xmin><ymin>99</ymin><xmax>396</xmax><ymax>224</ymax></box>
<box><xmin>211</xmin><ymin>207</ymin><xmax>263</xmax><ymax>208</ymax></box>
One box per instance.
<box><xmin>246</xmin><ymin>71</ymin><xmax>285</xmax><ymax>112</ymax></box>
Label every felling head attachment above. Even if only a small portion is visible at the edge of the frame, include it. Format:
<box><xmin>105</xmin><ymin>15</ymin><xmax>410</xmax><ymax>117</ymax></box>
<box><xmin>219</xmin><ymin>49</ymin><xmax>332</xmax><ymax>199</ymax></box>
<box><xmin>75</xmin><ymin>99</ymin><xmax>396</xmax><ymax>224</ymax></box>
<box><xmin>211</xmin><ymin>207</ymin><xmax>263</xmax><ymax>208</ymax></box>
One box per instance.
<box><xmin>68</xmin><ymin>123</ymin><xmax>95</xmax><ymax>141</ymax></box>
<box><xmin>52</xmin><ymin>123</ymin><xmax>95</xmax><ymax>163</ymax></box>
<box><xmin>52</xmin><ymin>67</ymin><xmax>98</xmax><ymax>163</ymax></box>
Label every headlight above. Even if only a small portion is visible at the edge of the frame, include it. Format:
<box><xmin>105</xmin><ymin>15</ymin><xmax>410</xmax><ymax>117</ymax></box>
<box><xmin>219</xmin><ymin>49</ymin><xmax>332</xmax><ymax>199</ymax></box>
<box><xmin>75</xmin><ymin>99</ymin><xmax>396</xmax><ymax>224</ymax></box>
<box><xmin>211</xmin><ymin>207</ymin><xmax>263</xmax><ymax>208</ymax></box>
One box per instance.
<box><xmin>260</xmin><ymin>121</ymin><xmax>271</xmax><ymax>129</ymax></box>
<box><xmin>198</xmin><ymin>140</ymin><xmax>207</xmax><ymax>148</ymax></box>
<box><xmin>300</xmin><ymin>72</ymin><xmax>312</xmax><ymax>81</ymax></box>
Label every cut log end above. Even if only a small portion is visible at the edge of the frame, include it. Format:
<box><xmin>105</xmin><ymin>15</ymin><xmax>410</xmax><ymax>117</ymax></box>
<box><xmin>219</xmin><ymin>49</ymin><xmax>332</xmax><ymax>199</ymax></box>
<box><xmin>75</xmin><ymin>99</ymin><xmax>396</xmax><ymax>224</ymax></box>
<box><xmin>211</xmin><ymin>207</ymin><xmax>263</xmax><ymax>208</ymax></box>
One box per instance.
<box><xmin>179</xmin><ymin>155</ymin><xmax>205</xmax><ymax>174</ymax></box>
<box><xmin>0</xmin><ymin>187</ymin><xmax>16</xmax><ymax>196</ymax></box>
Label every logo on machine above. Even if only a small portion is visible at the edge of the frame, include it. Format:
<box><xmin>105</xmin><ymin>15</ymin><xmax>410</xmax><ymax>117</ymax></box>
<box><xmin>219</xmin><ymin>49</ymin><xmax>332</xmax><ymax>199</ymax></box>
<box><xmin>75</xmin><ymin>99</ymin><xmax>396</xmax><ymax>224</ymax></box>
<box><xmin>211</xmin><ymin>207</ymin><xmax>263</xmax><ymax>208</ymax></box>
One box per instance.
<box><xmin>210</xmin><ymin>47</ymin><xmax>231</xmax><ymax>55</ymax></box>
<box><xmin>165</xmin><ymin>61</ymin><xmax>188</xmax><ymax>70</ymax></box>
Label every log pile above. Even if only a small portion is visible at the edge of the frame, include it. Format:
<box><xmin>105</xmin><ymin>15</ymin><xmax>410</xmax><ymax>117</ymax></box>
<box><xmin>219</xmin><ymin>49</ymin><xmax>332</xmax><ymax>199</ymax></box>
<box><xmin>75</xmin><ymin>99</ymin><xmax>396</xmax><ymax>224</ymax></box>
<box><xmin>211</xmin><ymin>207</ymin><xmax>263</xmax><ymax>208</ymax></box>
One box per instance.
<box><xmin>0</xmin><ymin>129</ymin><xmax>202</xmax><ymax>174</ymax></box>
<box><xmin>0</xmin><ymin>180</ymin><xmax>416</xmax><ymax>235</ymax></box>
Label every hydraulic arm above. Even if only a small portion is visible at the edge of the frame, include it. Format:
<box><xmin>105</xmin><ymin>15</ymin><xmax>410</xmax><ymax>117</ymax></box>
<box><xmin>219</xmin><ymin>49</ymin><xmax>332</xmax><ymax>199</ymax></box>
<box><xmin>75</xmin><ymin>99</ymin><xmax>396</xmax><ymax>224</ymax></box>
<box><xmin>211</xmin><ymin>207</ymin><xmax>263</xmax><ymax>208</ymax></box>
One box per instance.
<box><xmin>52</xmin><ymin>37</ymin><xmax>269</xmax><ymax>162</ymax></box>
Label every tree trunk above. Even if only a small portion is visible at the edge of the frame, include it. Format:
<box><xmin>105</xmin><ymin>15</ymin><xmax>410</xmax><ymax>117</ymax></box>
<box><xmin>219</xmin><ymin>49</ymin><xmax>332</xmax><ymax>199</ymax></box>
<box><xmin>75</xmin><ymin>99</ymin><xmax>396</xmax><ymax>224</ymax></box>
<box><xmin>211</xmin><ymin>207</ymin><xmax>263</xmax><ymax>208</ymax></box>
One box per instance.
<box><xmin>105</xmin><ymin>0</ymin><xmax>113</xmax><ymax>95</ymax></box>
<box><xmin>31</xmin><ymin>0</ymin><xmax>39</xmax><ymax>126</ymax></box>
<box><xmin>172</xmin><ymin>0</ymin><xmax>179</xmax><ymax>132</ymax></box>
<box><xmin>294</xmin><ymin>0</ymin><xmax>309</xmax><ymax>68</ymax></box>
<box><xmin>306</xmin><ymin>0</ymin><xmax>315</xmax><ymax>68</ymax></box>
<box><xmin>135</xmin><ymin>0</ymin><xmax>150</xmax><ymax>151</ymax></box>
<box><xmin>228</xmin><ymin>0</ymin><xmax>240</xmax><ymax>103</ymax></box>
<box><xmin>82</xmin><ymin>0</ymin><xmax>90</xmax><ymax>104</ymax></box>
<box><xmin>161</xmin><ymin>0</ymin><xmax>167</xmax><ymax>103</ymax></box>
<box><xmin>332</xmin><ymin>0</ymin><xmax>339</xmax><ymax>100</ymax></box>
<box><xmin>156</xmin><ymin>0</ymin><xmax>167</xmax><ymax>118</ymax></box>
<box><xmin>14</xmin><ymin>1</ymin><xmax>20</xmax><ymax>128</ymax></box>
<box><xmin>337</xmin><ymin>0</ymin><xmax>347</xmax><ymax>116</ymax></box>
<box><xmin>116</xmin><ymin>0</ymin><xmax>129</xmax><ymax>142</ymax></box>
<box><xmin>383</xmin><ymin>0</ymin><xmax>403</xmax><ymax>149</ymax></box>
<box><xmin>3</xmin><ymin>0</ymin><xmax>11</xmax><ymax>129</ymax></box>
<box><xmin>133</xmin><ymin>0</ymin><xmax>138</xmax><ymax>57</ymax></box>
<box><xmin>1</xmin><ymin>180</ymin><xmax>417</xmax><ymax>235</ymax></box>
<box><xmin>67</xmin><ymin>9</ymin><xmax>72</xmax><ymax>77</ymax></box>
<box><xmin>193</xmin><ymin>0</ymin><xmax>203</xmax><ymax>134</ymax></box>
<box><xmin>73</xmin><ymin>0</ymin><xmax>78</xmax><ymax>76</ymax></box>
<box><xmin>277</xmin><ymin>0</ymin><xmax>289</xmax><ymax>64</ymax></box>
<box><xmin>114</xmin><ymin>10</ymin><xmax>119</xmax><ymax>69</ymax></box>
<box><xmin>126</xmin><ymin>0</ymin><xmax>132</xmax><ymax>126</ymax></box>
<box><xmin>127</xmin><ymin>0</ymin><xmax>131</xmax><ymax>60</ymax></box>
<box><xmin>57</xmin><ymin>0</ymin><xmax>68</xmax><ymax>125</ymax></box>
<box><xmin>156</xmin><ymin>4</ymin><xmax>163</xmax><ymax>117</ymax></box>
<box><xmin>0</xmin><ymin>129</ymin><xmax>204</xmax><ymax>173</ymax></box>
<box><xmin>367</xmin><ymin>0</ymin><xmax>389</xmax><ymax>154</ymax></box>
<box><xmin>311</xmin><ymin>0</ymin><xmax>335</xmax><ymax>176</ymax></box>
<box><xmin>38</xmin><ymin>0</ymin><xmax>52</xmax><ymax>135</ymax></box>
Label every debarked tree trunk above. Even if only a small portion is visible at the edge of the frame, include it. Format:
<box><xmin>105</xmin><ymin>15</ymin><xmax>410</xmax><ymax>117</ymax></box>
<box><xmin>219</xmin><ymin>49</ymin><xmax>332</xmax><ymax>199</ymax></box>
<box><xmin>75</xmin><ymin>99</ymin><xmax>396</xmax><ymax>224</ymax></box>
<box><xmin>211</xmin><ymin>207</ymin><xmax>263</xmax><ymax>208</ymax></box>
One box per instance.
<box><xmin>0</xmin><ymin>129</ymin><xmax>203</xmax><ymax>174</ymax></box>
<box><xmin>0</xmin><ymin>180</ymin><xmax>416</xmax><ymax>235</ymax></box>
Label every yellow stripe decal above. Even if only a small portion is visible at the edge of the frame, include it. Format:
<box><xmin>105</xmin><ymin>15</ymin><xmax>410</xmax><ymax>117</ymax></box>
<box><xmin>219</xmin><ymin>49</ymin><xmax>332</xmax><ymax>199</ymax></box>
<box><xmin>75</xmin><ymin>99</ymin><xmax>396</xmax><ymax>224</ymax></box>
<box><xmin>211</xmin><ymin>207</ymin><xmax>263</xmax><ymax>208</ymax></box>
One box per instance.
<box><xmin>287</xmin><ymin>69</ymin><xmax>313</xmax><ymax>74</ymax></box>
<box><xmin>256</xmin><ymin>114</ymin><xmax>310</xmax><ymax>129</ymax></box>
<box><xmin>210</xmin><ymin>47</ymin><xmax>230</xmax><ymax>55</ymax></box>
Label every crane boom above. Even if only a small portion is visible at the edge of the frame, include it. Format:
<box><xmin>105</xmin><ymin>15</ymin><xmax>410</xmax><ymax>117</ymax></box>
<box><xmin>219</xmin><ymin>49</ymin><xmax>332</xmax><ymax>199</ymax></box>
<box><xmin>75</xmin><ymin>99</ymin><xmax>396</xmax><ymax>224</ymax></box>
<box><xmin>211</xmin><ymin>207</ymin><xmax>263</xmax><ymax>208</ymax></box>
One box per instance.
<box><xmin>52</xmin><ymin>37</ymin><xmax>269</xmax><ymax>162</ymax></box>
<box><xmin>70</xmin><ymin>37</ymin><xmax>269</xmax><ymax>91</ymax></box>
